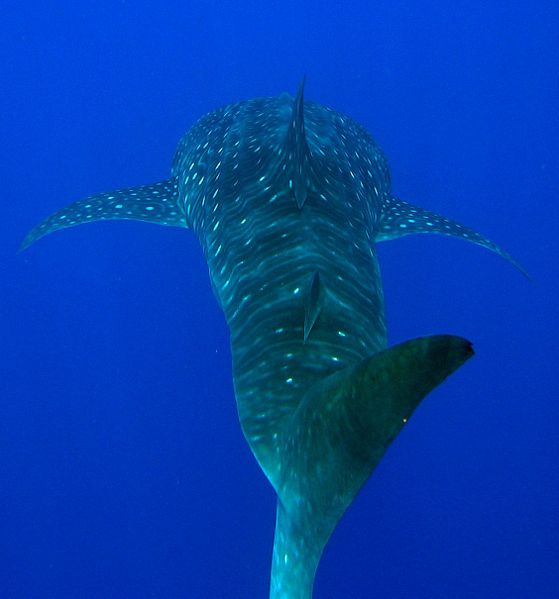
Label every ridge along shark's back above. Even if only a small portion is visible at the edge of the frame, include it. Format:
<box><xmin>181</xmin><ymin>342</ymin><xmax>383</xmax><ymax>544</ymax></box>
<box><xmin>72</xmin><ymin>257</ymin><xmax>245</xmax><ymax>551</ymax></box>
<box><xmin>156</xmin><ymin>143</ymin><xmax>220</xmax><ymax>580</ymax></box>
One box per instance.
<box><xmin>21</xmin><ymin>81</ymin><xmax>525</xmax><ymax>598</ymax></box>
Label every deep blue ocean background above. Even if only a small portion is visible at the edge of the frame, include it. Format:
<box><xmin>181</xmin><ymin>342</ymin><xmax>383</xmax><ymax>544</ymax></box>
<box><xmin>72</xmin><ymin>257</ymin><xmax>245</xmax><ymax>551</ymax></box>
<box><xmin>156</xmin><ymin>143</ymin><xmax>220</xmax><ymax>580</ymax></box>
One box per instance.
<box><xmin>2</xmin><ymin>2</ymin><xmax>558</xmax><ymax>597</ymax></box>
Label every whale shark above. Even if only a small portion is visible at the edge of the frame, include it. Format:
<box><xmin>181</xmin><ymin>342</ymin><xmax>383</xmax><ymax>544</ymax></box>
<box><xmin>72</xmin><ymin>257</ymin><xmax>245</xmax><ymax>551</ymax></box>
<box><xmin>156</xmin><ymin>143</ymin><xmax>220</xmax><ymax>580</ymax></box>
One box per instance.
<box><xmin>22</xmin><ymin>81</ymin><xmax>524</xmax><ymax>598</ymax></box>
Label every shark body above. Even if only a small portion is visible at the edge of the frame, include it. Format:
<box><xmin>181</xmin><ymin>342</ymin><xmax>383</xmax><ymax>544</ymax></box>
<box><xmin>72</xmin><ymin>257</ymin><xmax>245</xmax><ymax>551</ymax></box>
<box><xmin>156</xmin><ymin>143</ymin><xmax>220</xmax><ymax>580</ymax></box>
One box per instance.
<box><xmin>22</xmin><ymin>82</ymin><xmax>523</xmax><ymax>598</ymax></box>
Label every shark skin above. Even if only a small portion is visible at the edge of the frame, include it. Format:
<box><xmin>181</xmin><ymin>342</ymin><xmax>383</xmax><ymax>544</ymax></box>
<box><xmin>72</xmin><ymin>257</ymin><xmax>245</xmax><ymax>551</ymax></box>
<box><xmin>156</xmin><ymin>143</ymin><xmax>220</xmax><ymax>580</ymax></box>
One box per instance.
<box><xmin>22</xmin><ymin>82</ymin><xmax>523</xmax><ymax>598</ymax></box>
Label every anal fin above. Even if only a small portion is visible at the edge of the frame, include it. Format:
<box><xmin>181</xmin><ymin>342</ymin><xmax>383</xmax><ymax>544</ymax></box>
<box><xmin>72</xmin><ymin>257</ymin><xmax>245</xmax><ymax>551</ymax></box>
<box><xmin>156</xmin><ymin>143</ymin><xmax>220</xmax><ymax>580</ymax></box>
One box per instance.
<box><xmin>20</xmin><ymin>176</ymin><xmax>184</xmax><ymax>251</ymax></box>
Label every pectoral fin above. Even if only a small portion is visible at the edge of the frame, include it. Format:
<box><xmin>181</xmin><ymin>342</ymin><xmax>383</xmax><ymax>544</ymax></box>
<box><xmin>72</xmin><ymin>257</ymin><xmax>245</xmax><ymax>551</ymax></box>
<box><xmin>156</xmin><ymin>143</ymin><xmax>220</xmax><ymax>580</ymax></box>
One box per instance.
<box><xmin>20</xmin><ymin>177</ymin><xmax>184</xmax><ymax>251</ymax></box>
<box><xmin>377</xmin><ymin>196</ymin><xmax>528</xmax><ymax>277</ymax></box>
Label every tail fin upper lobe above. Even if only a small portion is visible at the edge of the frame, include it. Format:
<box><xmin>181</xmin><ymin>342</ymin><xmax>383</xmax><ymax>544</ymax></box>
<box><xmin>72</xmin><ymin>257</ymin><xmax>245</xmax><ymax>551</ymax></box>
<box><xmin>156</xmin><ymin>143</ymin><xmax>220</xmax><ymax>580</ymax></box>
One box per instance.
<box><xmin>270</xmin><ymin>334</ymin><xmax>474</xmax><ymax>598</ymax></box>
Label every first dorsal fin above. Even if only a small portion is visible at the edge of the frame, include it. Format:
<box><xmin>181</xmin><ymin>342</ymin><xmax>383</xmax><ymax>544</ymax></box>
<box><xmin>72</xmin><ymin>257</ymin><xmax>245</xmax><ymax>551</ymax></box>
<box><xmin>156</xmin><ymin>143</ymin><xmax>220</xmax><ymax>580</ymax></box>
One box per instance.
<box><xmin>285</xmin><ymin>78</ymin><xmax>314</xmax><ymax>210</ymax></box>
<box><xmin>20</xmin><ymin>177</ymin><xmax>185</xmax><ymax>251</ymax></box>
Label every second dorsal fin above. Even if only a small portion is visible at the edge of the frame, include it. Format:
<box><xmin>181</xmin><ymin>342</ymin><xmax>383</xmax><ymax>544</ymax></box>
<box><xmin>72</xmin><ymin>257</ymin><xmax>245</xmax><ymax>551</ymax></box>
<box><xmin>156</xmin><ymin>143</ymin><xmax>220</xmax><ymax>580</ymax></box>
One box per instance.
<box><xmin>304</xmin><ymin>271</ymin><xmax>323</xmax><ymax>342</ymax></box>
<box><xmin>285</xmin><ymin>78</ymin><xmax>313</xmax><ymax>210</ymax></box>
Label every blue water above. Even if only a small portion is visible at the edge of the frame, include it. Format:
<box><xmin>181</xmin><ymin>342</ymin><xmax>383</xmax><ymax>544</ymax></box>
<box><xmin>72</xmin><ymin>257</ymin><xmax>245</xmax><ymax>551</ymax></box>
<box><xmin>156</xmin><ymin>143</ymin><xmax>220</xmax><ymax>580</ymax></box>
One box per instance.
<box><xmin>2</xmin><ymin>2</ymin><xmax>557</xmax><ymax>597</ymax></box>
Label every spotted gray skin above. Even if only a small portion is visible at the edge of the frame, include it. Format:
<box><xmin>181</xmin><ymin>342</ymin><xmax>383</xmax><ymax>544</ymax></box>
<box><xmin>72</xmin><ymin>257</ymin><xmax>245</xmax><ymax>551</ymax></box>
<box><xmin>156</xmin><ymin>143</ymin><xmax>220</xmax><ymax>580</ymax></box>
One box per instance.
<box><xmin>22</xmin><ymin>82</ymin><xmax>523</xmax><ymax>598</ymax></box>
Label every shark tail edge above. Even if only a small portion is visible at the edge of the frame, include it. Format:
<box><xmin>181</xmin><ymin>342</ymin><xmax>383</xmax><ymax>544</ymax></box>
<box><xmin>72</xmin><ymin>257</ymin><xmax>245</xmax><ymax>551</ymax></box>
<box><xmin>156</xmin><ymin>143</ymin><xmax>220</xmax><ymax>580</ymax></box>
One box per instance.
<box><xmin>376</xmin><ymin>196</ymin><xmax>529</xmax><ymax>278</ymax></box>
<box><xmin>19</xmin><ymin>177</ymin><xmax>184</xmax><ymax>252</ymax></box>
<box><xmin>270</xmin><ymin>334</ymin><xmax>474</xmax><ymax>599</ymax></box>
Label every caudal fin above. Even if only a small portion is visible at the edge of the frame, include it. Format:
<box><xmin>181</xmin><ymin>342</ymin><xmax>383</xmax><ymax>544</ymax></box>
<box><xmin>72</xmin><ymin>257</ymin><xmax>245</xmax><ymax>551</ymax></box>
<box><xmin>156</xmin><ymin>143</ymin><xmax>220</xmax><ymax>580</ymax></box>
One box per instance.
<box><xmin>270</xmin><ymin>335</ymin><xmax>473</xmax><ymax>598</ymax></box>
<box><xmin>20</xmin><ymin>177</ymin><xmax>184</xmax><ymax>251</ymax></box>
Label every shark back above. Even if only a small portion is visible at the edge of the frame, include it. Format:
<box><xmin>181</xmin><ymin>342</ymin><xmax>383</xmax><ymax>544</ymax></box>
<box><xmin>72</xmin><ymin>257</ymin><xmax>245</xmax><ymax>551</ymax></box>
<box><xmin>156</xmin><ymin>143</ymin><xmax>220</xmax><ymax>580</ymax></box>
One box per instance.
<box><xmin>172</xmin><ymin>91</ymin><xmax>393</xmax><ymax>480</ymax></box>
